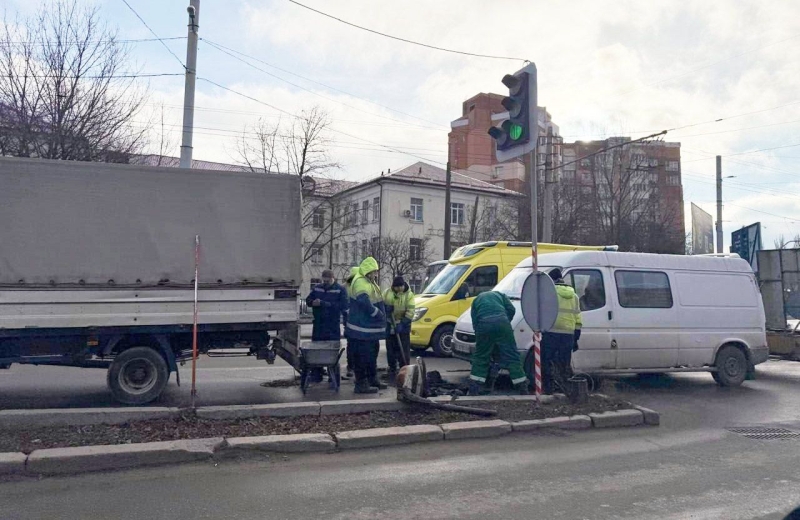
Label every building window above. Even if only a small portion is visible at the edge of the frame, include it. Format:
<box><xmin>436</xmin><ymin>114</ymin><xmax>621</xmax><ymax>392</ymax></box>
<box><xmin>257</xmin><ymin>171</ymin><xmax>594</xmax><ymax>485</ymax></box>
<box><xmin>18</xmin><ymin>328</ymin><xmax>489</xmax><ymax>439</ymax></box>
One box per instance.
<box><xmin>409</xmin><ymin>278</ymin><xmax>422</xmax><ymax>294</ymax></box>
<box><xmin>371</xmin><ymin>236</ymin><xmax>380</xmax><ymax>256</ymax></box>
<box><xmin>493</xmin><ymin>165</ymin><xmax>503</xmax><ymax>178</ymax></box>
<box><xmin>361</xmin><ymin>200</ymin><xmax>369</xmax><ymax>224</ymax></box>
<box><xmin>343</xmin><ymin>242</ymin><xmax>349</xmax><ymax>266</ymax></box>
<box><xmin>350</xmin><ymin>203</ymin><xmax>359</xmax><ymax>227</ymax></box>
<box><xmin>580</xmin><ymin>158</ymin><xmax>591</xmax><ymax>167</ymax></box>
<box><xmin>312</xmin><ymin>207</ymin><xmax>325</xmax><ymax>229</ymax></box>
<box><xmin>333</xmin><ymin>244</ymin><xmax>340</xmax><ymax>265</ymax></box>
<box><xmin>310</xmin><ymin>247</ymin><xmax>323</xmax><ymax>265</ymax></box>
<box><xmin>372</xmin><ymin>197</ymin><xmax>380</xmax><ymax>221</ymax></box>
<box><xmin>614</xmin><ymin>270</ymin><xmax>673</xmax><ymax>308</ymax></box>
<box><xmin>451</xmin><ymin>203</ymin><xmax>465</xmax><ymax>226</ymax></box>
<box><xmin>361</xmin><ymin>239</ymin><xmax>369</xmax><ymax>259</ymax></box>
<box><xmin>410</xmin><ymin>198</ymin><xmax>423</xmax><ymax>221</ymax></box>
<box><xmin>409</xmin><ymin>238</ymin><xmax>423</xmax><ymax>261</ymax></box>
<box><xmin>666</xmin><ymin>160</ymin><xmax>679</xmax><ymax>172</ymax></box>
<box><xmin>351</xmin><ymin>241</ymin><xmax>358</xmax><ymax>264</ymax></box>
<box><xmin>666</xmin><ymin>175</ymin><xmax>680</xmax><ymax>186</ymax></box>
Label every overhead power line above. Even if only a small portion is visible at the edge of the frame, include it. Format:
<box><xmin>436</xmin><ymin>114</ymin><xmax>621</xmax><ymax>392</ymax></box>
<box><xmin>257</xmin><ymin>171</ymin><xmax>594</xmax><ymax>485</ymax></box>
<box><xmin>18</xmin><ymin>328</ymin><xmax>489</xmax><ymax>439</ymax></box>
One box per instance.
<box><xmin>120</xmin><ymin>0</ymin><xmax>185</xmax><ymax>69</ymax></box>
<box><xmin>0</xmin><ymin>37</ymin><xmax>186</xmax><ymax>46</ymax></box>
<box><xmin>11</xmin><ymin>72</ymin><xmax>183</xmax><ymax>79</ymax></box>
<box><xmin>200</xmin><ymin>39</ymin><xmax>443</xmax><ymax>131</ymax></box>
<box><xmin>287</xmin><ymin>0</ymin><xmax>528</xmax><ymax>62</ymax></box>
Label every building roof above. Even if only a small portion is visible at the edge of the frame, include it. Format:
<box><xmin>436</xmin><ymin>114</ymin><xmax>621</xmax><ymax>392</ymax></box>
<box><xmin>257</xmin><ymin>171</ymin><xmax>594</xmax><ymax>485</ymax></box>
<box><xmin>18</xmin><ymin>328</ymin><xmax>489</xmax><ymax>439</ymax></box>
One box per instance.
<box><xmin>130</xmin><ymin>154</ymin><xmax>256</xmax><ymax>172</ymax></box>
<box><xmin>309</xmin><ymin>176</ymin><xmax>359</xmax><ymax>197</ymax></box>
<box><xmin>345</xmin><ymin>161</ymin><xmax>519</xmax><ymax>196</ymax></box>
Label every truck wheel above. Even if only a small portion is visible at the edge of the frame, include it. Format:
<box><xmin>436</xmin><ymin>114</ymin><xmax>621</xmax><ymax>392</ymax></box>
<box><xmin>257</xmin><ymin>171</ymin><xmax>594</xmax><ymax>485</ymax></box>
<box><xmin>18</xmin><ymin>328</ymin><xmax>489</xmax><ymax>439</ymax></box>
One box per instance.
<box><xmin>432</xmin><ymin>324</ymin><xmax>455</xmax><ymax>357</ymax></box>
<box><xmin>108</xmin><ymin>347</ymin><xmax>169</xmax><ymax>405</ymax></box>
<box><xmin>713</xmin><ymin>345</ymin><xmax>747</xmax><ymax>387</ymax></box>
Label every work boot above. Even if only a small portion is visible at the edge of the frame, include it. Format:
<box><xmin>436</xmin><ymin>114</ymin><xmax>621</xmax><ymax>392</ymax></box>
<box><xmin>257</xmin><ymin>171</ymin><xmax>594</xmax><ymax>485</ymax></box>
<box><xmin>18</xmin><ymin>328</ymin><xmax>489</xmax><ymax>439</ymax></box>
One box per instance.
<box><xmin>345</xmin><ymin>367</ymin><xmax>354</xmax><ymax>379</ymax></box>
<box><xmin>369</xmin><ymin>378</ymin><xmax>388</xmax><ymax>390</ymax></box>
<box><xmin>467</xmin><ymin>381</ymin><xmax>482</xmax><ymax>396</ymax></box>
<box><xmin>354</xmin><ymin>380</ymin><xmax>378</xmax><ymax>394</ymax></box>
<box><xmin>387</xmin><ymin>369</ymin><xmax>398</xmax><ymax>386</ymax></box>
<box><xmin>514</xmin><ymin>382</ymin><xmax>530</xmax><ymax>395</ymax></box>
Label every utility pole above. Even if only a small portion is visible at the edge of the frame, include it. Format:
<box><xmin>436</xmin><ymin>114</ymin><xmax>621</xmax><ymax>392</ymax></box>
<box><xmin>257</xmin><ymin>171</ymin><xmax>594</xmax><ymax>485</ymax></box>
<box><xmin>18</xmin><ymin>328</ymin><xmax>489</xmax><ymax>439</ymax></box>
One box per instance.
<box><xmin>542</xmin><ymin>126</ymin><xmax>555</xmax><ymax>243</ymax></box>
<box><xmin>443</xmin><ymin>161</ymin><xmax>452</xmax><ymax>259</ymax></box>
<box><xmin>715</xmin><ymin>155</ymin><xmax>723</xmax><ymax>253</ymax></box>
<box><xmin>180</xmin><ymin>0</ymin><xmax>200</xmax><ymax>169</ymax></box>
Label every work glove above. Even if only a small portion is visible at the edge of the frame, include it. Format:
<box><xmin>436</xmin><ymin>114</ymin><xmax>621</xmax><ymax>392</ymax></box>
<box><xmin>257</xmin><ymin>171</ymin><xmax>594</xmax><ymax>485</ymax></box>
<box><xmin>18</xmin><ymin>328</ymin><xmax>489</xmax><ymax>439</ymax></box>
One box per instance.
<box><xmin>573</xmin><ymin>341</ymin><xmax>579</xmax><ymax>352</ymax></box>
<box><xmin>574</xmin><ymin>329</ymin><xmax>582</xmax><ymax>341</ymax></box>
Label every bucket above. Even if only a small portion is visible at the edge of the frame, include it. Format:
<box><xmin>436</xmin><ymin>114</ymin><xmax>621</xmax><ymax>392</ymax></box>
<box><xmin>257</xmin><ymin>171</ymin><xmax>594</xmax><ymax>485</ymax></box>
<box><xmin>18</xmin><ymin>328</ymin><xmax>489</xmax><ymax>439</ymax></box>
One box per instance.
<box><xmin>567</xmin><ymin>375</ymin><xmax>589</xmax><ymax>404</ymax></box>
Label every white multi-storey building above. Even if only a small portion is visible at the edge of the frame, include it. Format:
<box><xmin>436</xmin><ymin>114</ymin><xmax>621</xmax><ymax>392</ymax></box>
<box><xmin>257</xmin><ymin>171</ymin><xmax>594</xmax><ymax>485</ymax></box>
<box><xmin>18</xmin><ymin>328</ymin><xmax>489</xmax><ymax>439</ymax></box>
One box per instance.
<box><xmin>301</xmin><ymin>161</ymin><xmax>520</xmax><ymax>296</ymax></box>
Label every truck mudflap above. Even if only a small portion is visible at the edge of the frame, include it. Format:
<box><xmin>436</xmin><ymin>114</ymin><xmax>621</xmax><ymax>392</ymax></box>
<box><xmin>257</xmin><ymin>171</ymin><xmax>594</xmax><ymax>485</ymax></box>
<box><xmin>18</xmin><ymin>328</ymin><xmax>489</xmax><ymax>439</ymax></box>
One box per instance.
<box><xmin>275</xmin><ymin>322</ymin><xmax>301</xmax><ymax>370</ymax></box>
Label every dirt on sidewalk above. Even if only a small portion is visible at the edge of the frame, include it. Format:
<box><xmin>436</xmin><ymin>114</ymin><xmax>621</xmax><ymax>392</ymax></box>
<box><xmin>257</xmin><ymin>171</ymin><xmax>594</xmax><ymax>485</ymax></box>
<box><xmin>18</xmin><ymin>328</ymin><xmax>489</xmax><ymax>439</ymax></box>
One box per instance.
<box><xmin>0</xmin><ymin>396</ymin><xmax>632</xmax><ymax>453</ymax></box>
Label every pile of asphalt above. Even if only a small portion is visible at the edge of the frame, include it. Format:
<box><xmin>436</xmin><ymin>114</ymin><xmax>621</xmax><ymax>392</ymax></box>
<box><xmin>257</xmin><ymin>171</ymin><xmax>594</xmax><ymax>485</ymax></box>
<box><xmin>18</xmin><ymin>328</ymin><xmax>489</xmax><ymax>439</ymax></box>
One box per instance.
<box><xmin>0</xmin><ymin>396</ymin><xmax>631</xmax><ymax>453</ymax></box>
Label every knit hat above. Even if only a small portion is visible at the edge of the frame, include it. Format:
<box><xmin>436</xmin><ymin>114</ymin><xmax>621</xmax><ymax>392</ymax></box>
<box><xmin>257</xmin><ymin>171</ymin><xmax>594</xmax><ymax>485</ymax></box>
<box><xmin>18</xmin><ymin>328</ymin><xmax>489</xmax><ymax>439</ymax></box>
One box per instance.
<box><xmin>392</xmin><ymin>275</ymin><xmax>406</xmax><ymax>288</ymax></box>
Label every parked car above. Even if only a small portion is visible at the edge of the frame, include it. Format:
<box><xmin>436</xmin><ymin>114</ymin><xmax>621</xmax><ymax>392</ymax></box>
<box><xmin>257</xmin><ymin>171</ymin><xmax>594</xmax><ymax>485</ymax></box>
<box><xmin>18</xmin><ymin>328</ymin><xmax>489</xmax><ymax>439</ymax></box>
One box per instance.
<box><xmin>453</xmin><ymin>251</ymin><xmax>769</xmax><ymax>387</ymax></box>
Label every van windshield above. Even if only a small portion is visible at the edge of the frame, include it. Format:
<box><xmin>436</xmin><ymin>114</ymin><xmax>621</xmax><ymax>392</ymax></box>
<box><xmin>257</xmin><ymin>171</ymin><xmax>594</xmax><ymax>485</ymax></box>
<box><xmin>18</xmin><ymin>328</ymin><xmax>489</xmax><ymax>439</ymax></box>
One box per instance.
<box><xmin>493</xmin><ymin>266</ymin><xmax>557</xmax><ymax>299</ymax></box>
<box><xmin>422</xmin><ymin>264</ymin><xmax>469</xmax><ymax>294</ymax></box>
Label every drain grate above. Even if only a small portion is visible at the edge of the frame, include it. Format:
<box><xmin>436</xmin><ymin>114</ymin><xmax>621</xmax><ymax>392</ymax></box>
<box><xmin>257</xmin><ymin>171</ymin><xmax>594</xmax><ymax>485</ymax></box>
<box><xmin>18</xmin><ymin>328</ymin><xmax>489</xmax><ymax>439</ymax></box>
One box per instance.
<box><xmin>728</xmin><ymin>427</ymin><xmax>800</xmax><ymax>440</ymax></box>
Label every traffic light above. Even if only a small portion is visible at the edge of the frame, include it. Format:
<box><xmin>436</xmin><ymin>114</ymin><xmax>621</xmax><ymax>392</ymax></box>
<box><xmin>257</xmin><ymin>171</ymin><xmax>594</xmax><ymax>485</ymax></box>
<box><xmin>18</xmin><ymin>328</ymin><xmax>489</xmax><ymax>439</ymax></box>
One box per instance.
<box><xmin>488</xmin><ymin>63</ymin><xmax>538</xmax><ymax>161</ymax></box>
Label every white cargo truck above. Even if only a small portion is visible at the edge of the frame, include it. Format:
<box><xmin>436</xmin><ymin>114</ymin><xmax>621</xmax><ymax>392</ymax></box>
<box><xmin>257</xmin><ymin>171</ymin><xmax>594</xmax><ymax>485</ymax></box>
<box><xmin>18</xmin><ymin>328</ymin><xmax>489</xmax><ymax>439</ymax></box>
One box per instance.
<box><xmin>0</xmin><ymin>157</ymin><xmax>302</xmax><ymax>404</ymax></box>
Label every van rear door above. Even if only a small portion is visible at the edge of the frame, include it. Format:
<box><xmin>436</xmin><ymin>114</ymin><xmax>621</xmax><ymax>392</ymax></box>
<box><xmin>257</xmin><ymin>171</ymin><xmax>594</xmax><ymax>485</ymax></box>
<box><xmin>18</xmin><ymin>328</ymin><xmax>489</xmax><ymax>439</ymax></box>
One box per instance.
<box><xmin>673</xmin><ymin>271</ymin><xmax>763</xmax><ymax>367</ymax></box>
<box><xmin>611</xmin><ymin>269</ymin><xmax>679</xmax><ymax>369</ymax></box>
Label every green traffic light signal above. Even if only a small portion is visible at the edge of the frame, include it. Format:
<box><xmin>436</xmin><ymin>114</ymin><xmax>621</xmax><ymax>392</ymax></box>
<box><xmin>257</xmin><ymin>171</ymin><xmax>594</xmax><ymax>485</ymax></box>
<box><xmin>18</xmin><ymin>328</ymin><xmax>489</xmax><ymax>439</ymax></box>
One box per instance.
<box><xmin>509</xmin><ymin>123</ymin><xmax>523</xmax><ymax>141</ymax></box>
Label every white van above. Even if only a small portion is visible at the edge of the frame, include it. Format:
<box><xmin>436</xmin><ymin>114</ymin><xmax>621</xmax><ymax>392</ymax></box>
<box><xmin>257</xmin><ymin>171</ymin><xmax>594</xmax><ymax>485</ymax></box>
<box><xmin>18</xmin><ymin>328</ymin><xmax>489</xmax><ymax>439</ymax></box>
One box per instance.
<box><xmin>452</xmin><ymin>251</ymin><xmax>769</xmax><ymax>387</ymax></box>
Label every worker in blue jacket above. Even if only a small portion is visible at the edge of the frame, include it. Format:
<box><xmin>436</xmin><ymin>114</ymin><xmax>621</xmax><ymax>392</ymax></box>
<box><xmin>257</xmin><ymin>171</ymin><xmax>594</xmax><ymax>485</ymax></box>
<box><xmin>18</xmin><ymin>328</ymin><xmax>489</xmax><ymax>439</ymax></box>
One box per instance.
<box><xmin>346</xmin><ymin>257</ymin><xmax>387</xmax><ymax>394</ymax></box>
<box><xmin>305</xmin><ymin>269</ymin><xmax>348</xmax><ymax>383</ymax></box>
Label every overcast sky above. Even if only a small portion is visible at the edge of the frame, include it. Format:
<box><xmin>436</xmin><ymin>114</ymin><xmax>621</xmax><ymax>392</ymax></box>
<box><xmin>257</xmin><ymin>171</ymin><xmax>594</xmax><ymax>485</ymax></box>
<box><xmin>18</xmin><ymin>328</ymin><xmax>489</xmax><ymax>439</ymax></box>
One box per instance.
<box><xmin>9</xmin><ymin>0</ymin><xmax>800</xmax><ymax>248</ymax></box>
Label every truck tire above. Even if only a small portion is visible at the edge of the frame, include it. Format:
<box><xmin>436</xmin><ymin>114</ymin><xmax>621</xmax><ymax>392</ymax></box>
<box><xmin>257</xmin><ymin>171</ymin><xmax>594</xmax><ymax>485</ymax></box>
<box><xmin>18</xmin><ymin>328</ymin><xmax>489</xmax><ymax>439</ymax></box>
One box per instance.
<box><xmin>108</xmin><ymin>347</ymin><xmax>169</xmax><ymax>405</ymax></box>
<box><xmin>432</xmin><ymin>324</ymin><xmax>455</xmax><ymax>357</ymax></box>
<box><xmin>713</xmin><ymin>345</ymin><xmax>747</xmax><ymax>387</ymax></box>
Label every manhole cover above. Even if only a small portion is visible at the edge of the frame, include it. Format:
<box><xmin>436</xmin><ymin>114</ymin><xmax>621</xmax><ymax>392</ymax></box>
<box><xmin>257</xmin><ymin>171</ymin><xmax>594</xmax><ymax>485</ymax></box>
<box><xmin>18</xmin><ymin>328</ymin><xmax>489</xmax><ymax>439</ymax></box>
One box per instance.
<box><xmin>728</xmin><ymin>427</ymin><xmax>800</xmax><ymax>440</ymax></box>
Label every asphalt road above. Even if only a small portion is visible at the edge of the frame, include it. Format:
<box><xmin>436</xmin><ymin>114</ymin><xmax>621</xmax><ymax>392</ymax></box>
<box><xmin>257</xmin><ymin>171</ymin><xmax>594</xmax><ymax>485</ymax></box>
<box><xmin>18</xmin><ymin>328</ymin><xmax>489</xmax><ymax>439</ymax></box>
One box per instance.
<box><xmin>0</xmin><ymin>338</ymin><xmax>467</xmax><ymax>409</ymax></box>
<box><xmin>3</xmin><ymin>418</ymin><xmax>800</xmax><ymax>519</ymax></box>
<box><xmin>3</xmin><ymin>360</ymin><xmax>800</xmax><ymax>518</ymax></box>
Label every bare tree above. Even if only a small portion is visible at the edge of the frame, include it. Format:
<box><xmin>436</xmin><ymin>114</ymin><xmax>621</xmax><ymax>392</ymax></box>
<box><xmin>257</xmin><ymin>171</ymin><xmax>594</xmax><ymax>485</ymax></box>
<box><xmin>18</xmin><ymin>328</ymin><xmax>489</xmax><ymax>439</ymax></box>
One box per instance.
<box><xmin>151</xmin><ymin>101</ymin><xmax>176</xmax><ymax>165</ymax></box>
<box><xmin>586</xmin><ymin>140</ymin><xmax>683</xmax><ymax>253</ymax></box>
<box><xmin>235</xmin><ymin>106</ymin><xmax>339</xmax><ymax>176</ymax></box>
<box><xmin>774</xmin><ymin>234</ymin><xmax>800</xmax><ymax>249</ymax></box>
<box><xmin>301</xmin><ymin>194</ymin><xmax>360</xmax><ymax>265</ymax></box>
<box><xmin>0</xmin><ymin>0</ymin><xmax>147</xmax><ymax>161</ymax></box>
<box><xmin>369</xmin><ymin>231</ymin><xmax>435</xmax><ymax>284</ymax></box>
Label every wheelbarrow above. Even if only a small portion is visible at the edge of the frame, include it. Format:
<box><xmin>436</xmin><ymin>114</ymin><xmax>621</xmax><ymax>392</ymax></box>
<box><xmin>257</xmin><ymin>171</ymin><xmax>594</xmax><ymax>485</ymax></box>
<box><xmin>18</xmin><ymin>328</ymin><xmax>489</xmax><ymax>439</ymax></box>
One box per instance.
<box><xmin>298</xmin><ymin>341</ymin><xmax>345</xmax><ymax>394</ymax></box>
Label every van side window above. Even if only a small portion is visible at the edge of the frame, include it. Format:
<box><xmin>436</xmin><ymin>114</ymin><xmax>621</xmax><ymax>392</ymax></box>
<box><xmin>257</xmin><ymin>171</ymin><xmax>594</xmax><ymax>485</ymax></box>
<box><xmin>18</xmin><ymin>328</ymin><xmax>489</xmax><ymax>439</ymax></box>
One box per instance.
<box><xmin>614</xmin><ymin>270</ymin><xmax>673</xmax><ymax>308</ymax></box>
<box><xmin>567</xmin><ymin>270</ymin><xmax>606</xmax><ymax>311</ymax></box>
<box><xmin>464</xmin><ymin>266</ymin><xmax>498</xmax><ymax>297</ymax></box>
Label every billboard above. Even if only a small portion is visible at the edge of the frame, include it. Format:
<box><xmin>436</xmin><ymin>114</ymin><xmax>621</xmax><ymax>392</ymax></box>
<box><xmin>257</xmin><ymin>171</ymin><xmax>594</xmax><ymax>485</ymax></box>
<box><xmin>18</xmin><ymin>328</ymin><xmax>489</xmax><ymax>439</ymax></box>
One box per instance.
<box><xmin>690</xmin><ymin>203</ymin><xmax>714</xmax><ymax>255</ymax></box>
<box><xmin>731</xmin><ymin>222</ymin><xmax>762</xmax><ymax>272</ymax></box>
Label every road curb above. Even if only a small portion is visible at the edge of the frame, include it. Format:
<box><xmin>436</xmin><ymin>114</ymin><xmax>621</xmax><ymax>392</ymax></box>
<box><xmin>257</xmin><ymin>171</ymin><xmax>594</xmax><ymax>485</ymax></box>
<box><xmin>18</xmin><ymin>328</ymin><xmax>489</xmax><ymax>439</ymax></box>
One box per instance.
<box><xmin>0</xmin><ymin>407</ymin><xmax>181</xmax><ymax>428</ymax></box>
<box><xmin>25</xmin><ymin>437</ymin><xmax>225</xmax><ymax>475</ymax></box>
<box><xmin>589</xmin><ymin>409</ymin><xmax>645</xmax><ymax>428</ymax></box>
<box><xmin>319</xmin><ymin>398</ymin><xmax>405</xmax><ymax>415</ymax></box>
<box><xmin>196</xmin><ymin>403</ymin><xmax>321</xmax><ymax>420</ymax></box>
<box><xmin>512</xmin><ymin>415</ymin><xmax>592</xmax><ymax>432</ymax></box>
<box><xmin>224</xmin><ymin>433</ymin><xmax>335</xmax><ymax>454</ymax></box>
<box><xmin>335</xmin><ymin>425</ymin><xmax>444</xmax><ymax>449</ymax></box>
<box><xmin>0</xmin><ymin>402</ymin><xmax>659</xmax><ymax>477</ymax></box>
<box><xmin>441</xmin><ymin>419</ymin><xmax>513</xmax><ymax>440</ymax></box>
<box><xmin>0</xmin><ymin>452</ymin><xmax>27</xmax><ymax>475</ymax></box>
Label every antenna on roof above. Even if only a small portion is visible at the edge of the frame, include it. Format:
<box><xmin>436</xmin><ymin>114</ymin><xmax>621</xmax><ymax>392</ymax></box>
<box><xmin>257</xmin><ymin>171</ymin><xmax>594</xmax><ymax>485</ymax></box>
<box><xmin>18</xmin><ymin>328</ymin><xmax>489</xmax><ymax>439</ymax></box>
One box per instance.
<box><xmin>387</xmin><ymin>168</ymin><xmax>391</xmax><ymax>174</ymax></box>
<box><xmin>418</xmin><ymin>166</ymin><xmax>422</xmax><ymax>175</ymax></box>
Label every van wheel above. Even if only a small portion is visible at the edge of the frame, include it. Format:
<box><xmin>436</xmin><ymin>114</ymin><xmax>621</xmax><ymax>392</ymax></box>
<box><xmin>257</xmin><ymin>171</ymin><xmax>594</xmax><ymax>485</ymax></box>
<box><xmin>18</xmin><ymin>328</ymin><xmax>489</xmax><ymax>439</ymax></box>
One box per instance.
<box><xmin>108</xmin><ymin>347</ymin><xmax>169</xmax><ymax>405</ymax></box>
<box><xmin>714</xmin><ymin>345</ymin><xmax>747</xmax><ymax>387</ymax></box>
<box><xmin>432</xmin><ymin>324</ymin><xmax>455</xmax><ymax>357</ymax></box>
